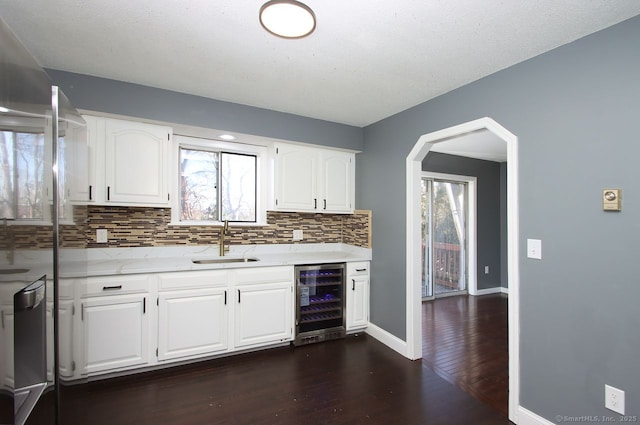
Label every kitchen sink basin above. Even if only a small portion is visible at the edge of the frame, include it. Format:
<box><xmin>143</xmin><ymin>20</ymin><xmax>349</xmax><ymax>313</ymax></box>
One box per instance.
<box><xmin>0</xmin><ymin>268</ymin><xmax>30</xmax><ymax>274</ymax></box>
<box><xmin>192</xmin><ymin>257</ymin><xmax>259</xmax><ymax>264</ymax></box>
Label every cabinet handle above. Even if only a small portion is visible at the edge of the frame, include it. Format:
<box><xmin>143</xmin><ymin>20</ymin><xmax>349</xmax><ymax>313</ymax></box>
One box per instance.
<box><xmin>102</xmin><ymin>285</ymin><xmax>122</xmax><ymax>291</ymax></box>
<box><xmin>1</xmin><ymin>310</ymin><xmax>4</xmax><ymax>329</ymax></box>
<box><xmin>89</xmin><ymin>185</ymin><xmax>93</xmax><ymax>200</ymax></box>
<box><xmin>81</xmin><ymin>303</ymin><xmax>84</xmax><ymax>321</ymax></box>
<box><xmin>323</xmin><ymin>199</ymin><xmax>327</xmax><ymax>210</ymax></box>
<box><xmin>224</xmin><ymin>290</ymin><xmax>227</xmax><ymax>305</ymax></box>
<box><xmin>143</xmin><ymin>297</ymin><xmax>146</xmax><ymax>314</ymax></box>
<box><xmin>352</xmin><ymin>279</ymin><xmax>356</xmax><ymax>291</ymax></box>
<box><xmin>107</xmin><ymin>186</ymin><xmax>110</xmax><ymax>200</ymax></box>
<box><xmin>238</xmin><ymin>289</ymin><xmax>241</xmax><ymax>303</ymax></box>
<box><xmin>314</xmin><ymin>198</ymin><xmax>317</xmax><ymax>209</ymax></box>
<box><xmin>356</xmin><ymin>268</ymin><xmax>367</xmax><ymax>272</ymax></box>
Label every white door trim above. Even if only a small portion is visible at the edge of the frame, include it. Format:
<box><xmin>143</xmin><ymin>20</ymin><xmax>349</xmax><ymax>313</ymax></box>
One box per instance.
<box><xmin>421</xmin><ymin>172</ymin><xmax>477</xmax><ymax>297</ymax></box>
<box><xmin>405</xmin><ymin>117</ymin><xmax>520</xmax><ymax>423</ymax></box>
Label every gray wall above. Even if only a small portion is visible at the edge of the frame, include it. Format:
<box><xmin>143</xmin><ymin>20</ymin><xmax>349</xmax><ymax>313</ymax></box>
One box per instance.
<box><xmin>422</xmin><ymin>152</ymin><xmax>504</xmax><ymax>290</ymax></box>
<box><xmin>359</xmin><ymin>14</ymin><xmax>640</xmax><ymax>422</ymax></box>
<box><xmin>500</xmin><ymin>162</ymin><xmax>508</xmax><ymax>288</ymax></box>
<box><xmin>46</xmin><ymin>70</ymin><xmax>364</xmax><ymax>152</ymax></box>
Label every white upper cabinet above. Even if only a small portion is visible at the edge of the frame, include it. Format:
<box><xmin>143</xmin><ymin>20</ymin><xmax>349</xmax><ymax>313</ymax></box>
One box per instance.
<box><xmin>83</xmin><ymin>115</ymin><xmax>172</xmax><ymax>206</ymax></box>
<box><xmin>321</xmin><ymin>150</ymin><xmax>354</xmax><ymax>213</ymax></box>
<box><xmin>274</xmin><ymin>143</ymin><xmax>354</xmax><ymax>214</ymax></box>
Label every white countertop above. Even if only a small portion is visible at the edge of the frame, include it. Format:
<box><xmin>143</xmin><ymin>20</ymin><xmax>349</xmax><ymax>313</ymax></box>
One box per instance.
<box><xmin>1</xmin><ymin>243</ymin><xmax>371</xmax><ymax>282</ymax></box>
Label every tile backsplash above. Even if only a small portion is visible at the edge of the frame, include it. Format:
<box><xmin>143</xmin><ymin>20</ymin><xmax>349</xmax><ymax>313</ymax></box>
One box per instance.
<box><xmin>86</xmin><ymin>207</ymin><xmax>371</xmax><ymax>248</ymax></box>
<box><xmin>5</xmin><ymin>207</ymin><xmax>371</xmax><ymax>250</ymax></box>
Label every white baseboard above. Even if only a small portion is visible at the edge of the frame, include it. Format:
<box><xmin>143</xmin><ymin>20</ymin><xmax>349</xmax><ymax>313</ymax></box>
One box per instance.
<box><xmin>473</xmin><ymin>286</ymin><xmax>509</xmax><ymax>296</ymax></box>
<box><xmin>517</xmin><ymin>406</ymin><xmax>555</xmax><ymax>425</ymax></box>
<box><xmin>365</xmin><ymin>322</ymin><xmax>411</xmax><ymax>358</ymax></box>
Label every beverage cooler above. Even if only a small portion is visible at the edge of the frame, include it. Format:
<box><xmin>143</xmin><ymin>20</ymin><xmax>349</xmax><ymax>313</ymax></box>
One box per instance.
<box><xmin>294</xmin><ymin>263</ymin><xmax>346</xmax><ymax>346</ymax></box>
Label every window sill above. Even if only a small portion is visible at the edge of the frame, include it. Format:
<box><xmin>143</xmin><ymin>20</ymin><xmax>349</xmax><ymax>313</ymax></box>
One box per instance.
<box><xmin>168</xmin><ymin>221</ymin><xmax>270</xmax><ymax>228</ymax></box>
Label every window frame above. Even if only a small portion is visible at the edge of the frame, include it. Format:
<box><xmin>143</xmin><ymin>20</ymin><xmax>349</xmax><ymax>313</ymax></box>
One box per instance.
<box><xmin>171</xmin><ymin>135</ymin><xmax>267</xmax><ymax>226</ymax></box>
<box><xmin>0</xmin><ymin>126</ymin><xmax>54</xmax><ymax>225</ymax></box>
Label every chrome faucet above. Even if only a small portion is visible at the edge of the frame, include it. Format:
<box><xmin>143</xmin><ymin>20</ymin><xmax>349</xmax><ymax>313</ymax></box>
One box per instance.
<box><xmin>219</xmin><ymin>220</ymin><xmax>229</xmax><ymax>256</ymax></box>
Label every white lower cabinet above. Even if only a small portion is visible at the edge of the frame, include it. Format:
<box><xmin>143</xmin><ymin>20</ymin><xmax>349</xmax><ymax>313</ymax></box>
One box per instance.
<box><xmin>58</xmin><ymin>300</ymin><xmax>75</xmax><ymax>378</ymax></box>
<box><xmin>0</xmin><ymin>303</ymin><xmax>14</xmax><ymax>388</ymax></box>
<box><xmin>68</xmin><ymin>265</ymin><xmax>316</xmax><ymax>378</ymax></box>
<box><xmin>158</xmin><ymin>287</ymin><xmax>228</xmax><ymax>361</ymax></box>
<box><xmin>234</xmin><ymin>282</ymin><xmax>293</xmax><ymax>349</ymax></box>
<box><xmin>346</xmin><ymin>262</ymin><xmax>370</xmax><ymax>331</ymax></box>
<box><xmin>81</xmin><ymin>293</ymin><xmax>149</xmax><ymax>374</ymax></box>
<box><xmin>47</xmin><ymin>299</ymin><xmax>74</xmax><ymax>381</ymax></box>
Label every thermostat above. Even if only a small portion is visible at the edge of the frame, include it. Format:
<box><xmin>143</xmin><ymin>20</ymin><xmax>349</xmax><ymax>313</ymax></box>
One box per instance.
<box><xmin>603</xmin><ymin>189</ymin><xmax>621</xmax><ymax>211</ymax></box>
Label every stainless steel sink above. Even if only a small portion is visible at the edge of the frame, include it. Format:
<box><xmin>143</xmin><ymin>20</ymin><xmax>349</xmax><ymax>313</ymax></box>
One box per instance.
<box><xmin>192</xmin><ymin>257</ymin><xmax>259</xmax><ymax>264</ymax></box>
<box><xmin>0</xmin><ymin>268</ymin><xmax>30</xmax><ymax>274</ymax></box>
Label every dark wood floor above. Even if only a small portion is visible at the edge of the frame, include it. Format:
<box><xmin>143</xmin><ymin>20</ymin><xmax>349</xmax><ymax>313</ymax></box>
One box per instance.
<box><xmin>422</xmin><ymin>294</ymin><xmax>509</xmax><ymax>416</ymax></box>
<box><xmin>28</xmin><ymin>333</ymin><xmax>510</xmax><ymax>425</ymax></box>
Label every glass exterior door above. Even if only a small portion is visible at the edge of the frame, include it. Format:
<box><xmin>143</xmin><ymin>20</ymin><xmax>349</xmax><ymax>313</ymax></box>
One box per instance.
<box><xmin>422</xmin><ymin>178</ymin><xmax>467</xmax><ymax>298</ymax></box>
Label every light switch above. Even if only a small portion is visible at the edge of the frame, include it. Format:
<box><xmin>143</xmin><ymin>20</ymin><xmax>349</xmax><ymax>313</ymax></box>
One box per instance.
<box><xmin>527</xmin><ymin>239</ymin><xmax>542</xmax><ymax>260</ymax></box>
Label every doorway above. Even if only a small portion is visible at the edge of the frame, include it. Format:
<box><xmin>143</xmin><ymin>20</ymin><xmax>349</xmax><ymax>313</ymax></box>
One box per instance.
<box><xmin>405</xmin><ymin>117</ymin><xmax>520</xmax><ymax>423</ymax></box>
<box><xmin>422</xmin><ymin>176</ymin><xmax>469</xmax><ymax>299</ymax></box>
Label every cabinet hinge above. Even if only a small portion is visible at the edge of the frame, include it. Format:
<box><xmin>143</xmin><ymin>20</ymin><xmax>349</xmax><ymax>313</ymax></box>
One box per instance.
<box><xmin>71</xmin><ymin>361</ymin><xmax>76</xmax><ymax>372</ymax></box>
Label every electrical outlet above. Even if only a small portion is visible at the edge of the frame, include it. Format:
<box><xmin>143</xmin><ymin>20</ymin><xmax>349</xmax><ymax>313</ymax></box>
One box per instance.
<box><xmin>605</xmin><ymin>384</ymin><xmax>625</xmax><ymax>415</ymax></box>
<box><xmin>292</xmin><ymin>229</ymin><xmax>303</xmax><ymax>241</ymax></box>
<box><xmin>484</xmin><ymin>266</ymin><xmax>489</xmax><ymax>274</ymax></box>
<box><xmin>96</xmin><ymin>229</ymin><xmax>108</xmax><ymax>243</ymax></box>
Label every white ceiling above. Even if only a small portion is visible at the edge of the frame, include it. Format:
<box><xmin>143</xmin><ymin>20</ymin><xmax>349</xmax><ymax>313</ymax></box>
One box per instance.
<box><xmin>1</xmin><ymin>1</ymin><xmax>639</xmax><ymax>127</ymax></box>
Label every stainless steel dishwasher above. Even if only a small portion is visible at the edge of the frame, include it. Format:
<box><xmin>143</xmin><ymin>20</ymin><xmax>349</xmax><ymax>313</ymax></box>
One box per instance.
<box><xmin>0</xmin><ymin>276</ymin><xmax>48</xmax><ymax>425</ymax></box>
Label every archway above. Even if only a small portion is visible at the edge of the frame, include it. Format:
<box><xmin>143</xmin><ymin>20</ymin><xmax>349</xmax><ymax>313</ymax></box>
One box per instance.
<box><xmin>405</xmin><ymin>117</ymin><xmax>520</xmax><ymax>422</ymax></box>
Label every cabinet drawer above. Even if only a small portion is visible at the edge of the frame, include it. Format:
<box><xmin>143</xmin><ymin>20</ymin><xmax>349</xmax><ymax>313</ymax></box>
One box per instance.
<box><xmin>81</xmin><ymin>275</ymin><xmax>151</xmax><ymax>298</ymax></box>
<box><xmin>347</xmin><ymin>262</ymin><xmax>369</xmax><ymax>276</ymax></box>
<box><xmin>235</xmin><ymin>266</ymin><xmax>293</xmax><ymax>285</ymax></box>
<box><xmin>158</xmin><ymin>270</ymin><xmax>229</xmax><ymax>290</ymax></box>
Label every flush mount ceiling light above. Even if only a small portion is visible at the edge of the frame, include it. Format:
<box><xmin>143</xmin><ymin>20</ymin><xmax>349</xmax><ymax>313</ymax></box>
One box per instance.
<box><xmin>259</xmin><ymin>0</ymin><xmax>316</xmax><ymax>39</ymax></box>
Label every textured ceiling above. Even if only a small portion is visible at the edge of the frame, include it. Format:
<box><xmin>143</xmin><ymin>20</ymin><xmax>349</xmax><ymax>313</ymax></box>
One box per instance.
<box><xmin>1</xmin><ymin>1</ymin><xmax>639</xmax><ymax>127</ymax></box>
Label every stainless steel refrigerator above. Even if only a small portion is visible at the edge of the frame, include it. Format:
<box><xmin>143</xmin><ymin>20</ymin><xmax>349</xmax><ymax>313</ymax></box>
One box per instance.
<box><xmin>0</xmin><ymin>16</ymin><xmax>88</xmax><ymax>425</ymax></box>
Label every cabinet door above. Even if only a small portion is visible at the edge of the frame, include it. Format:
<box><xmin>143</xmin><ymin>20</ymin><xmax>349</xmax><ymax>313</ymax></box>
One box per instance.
<box><xmin>104</xmin><ymin>119</ymin><xmax>171</xmax><ymax>205</ymax></box>
<box><xmin>234</xmin><ymin>282</ymin><xmax>293</xmax><ymax>349</ymax></box>
<box><xmin>46</xmin><ymin>300</ymin><xmax>75</xmax><ymax>381</ymax></box>
<box><xmin>0</xmin><ymin>304</ymin><xmax>14</xmax><ymax>388</ymax></box>
<box><xmin>346</xmin><ymin>275</ymin><xmax>369</xmax><ymax>330</ymax></box>
<box><xmin>274</xmin><ymin>143</ymin><xmax>318</xmax><ymax>211</ymax></box>
<box><xmin>320</xmin><ymin>151</ymin><xmax>354</xmax><ymax>213</ymax></box>
<box><xmin>158</xmin><ymin>288</ymin><xmax>228</xmax><ymax>361</ymax></box>
<box><xmin>81</xmin><ymin>294</ymin><xmax>149</xmax><ymax>374</ymax></box>
<box><xmin>63</xmin><ymin>119</ymin><xmax>91</xmax><ymax>203</ymax></box>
